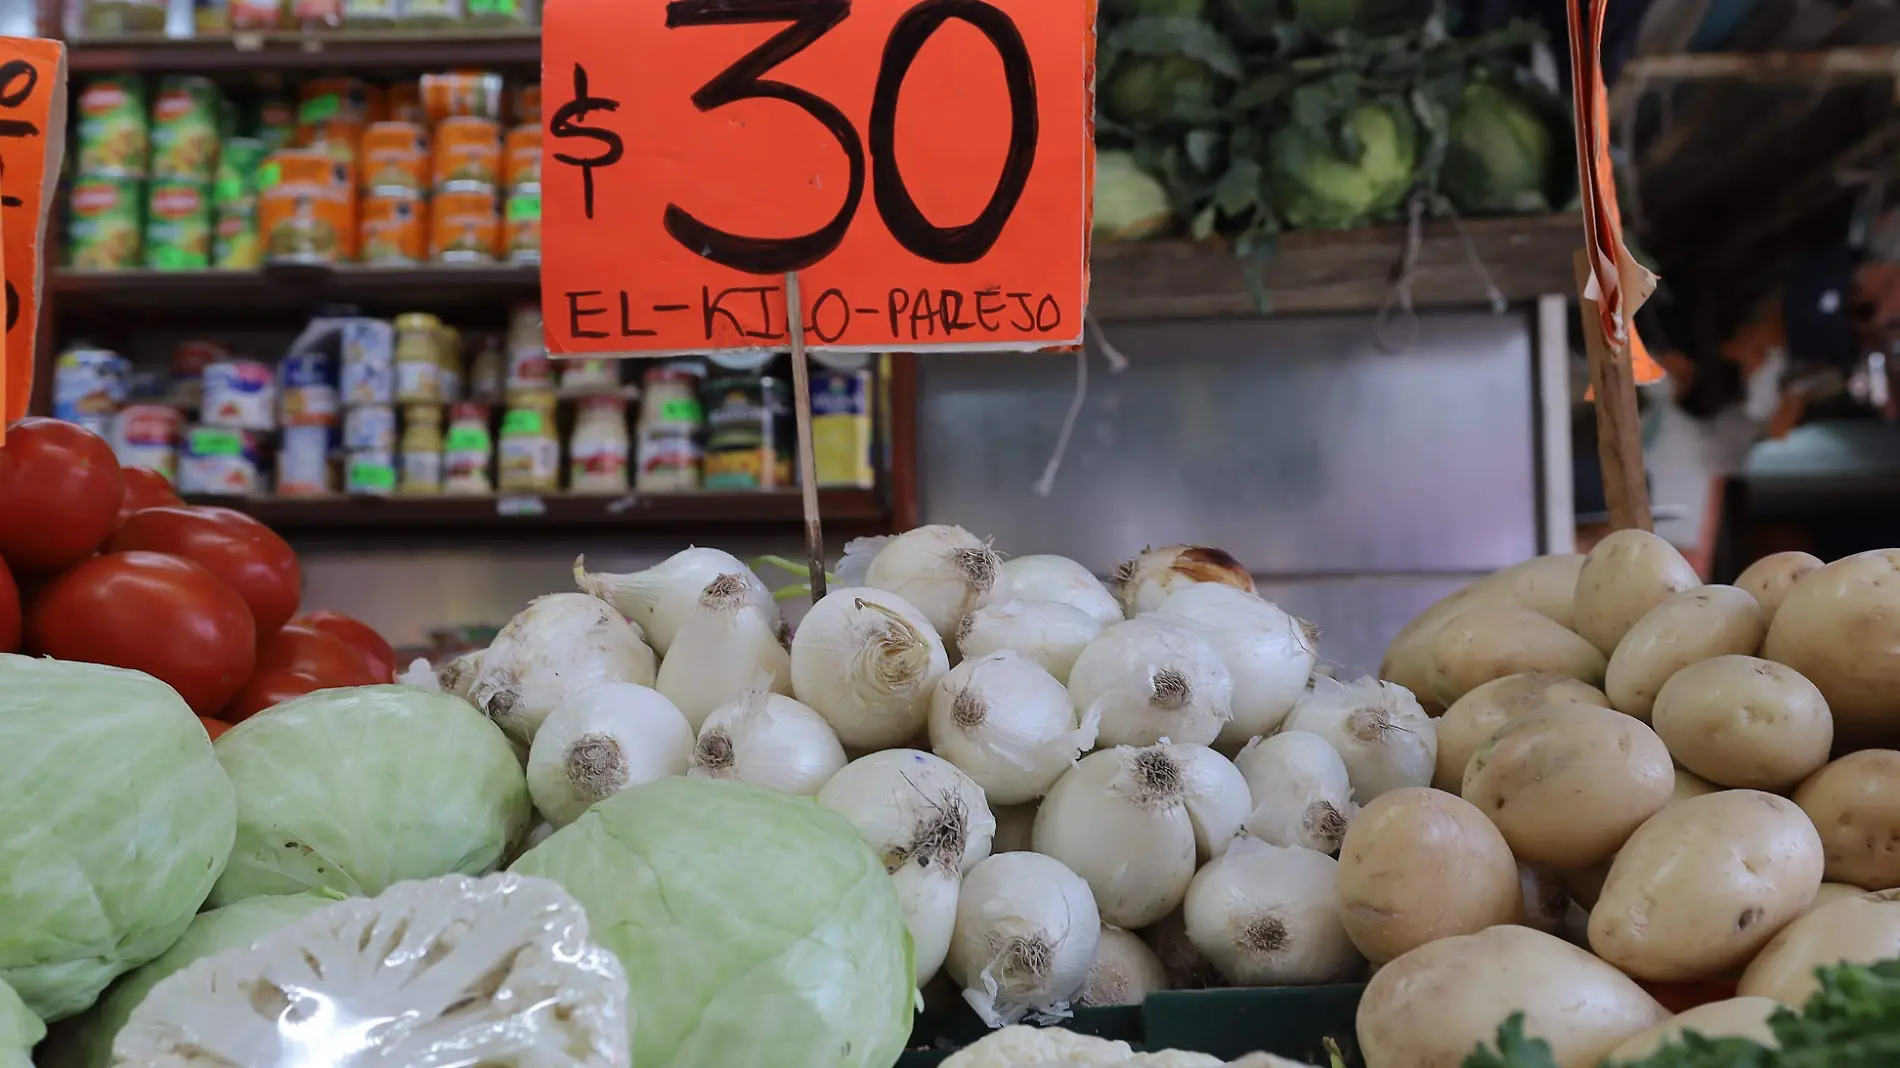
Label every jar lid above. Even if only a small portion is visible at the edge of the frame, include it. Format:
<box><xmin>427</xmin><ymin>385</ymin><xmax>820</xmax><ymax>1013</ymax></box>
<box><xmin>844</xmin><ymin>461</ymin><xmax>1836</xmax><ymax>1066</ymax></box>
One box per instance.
<box><xmin>395</xmin><ymin>312</ymin><xmax>443</xmax><ymax>330</ymax></box>
<box><xmin>450</xmin><ymin>401</ymin><xmax>490</xmax><ymax>422</ymax></box>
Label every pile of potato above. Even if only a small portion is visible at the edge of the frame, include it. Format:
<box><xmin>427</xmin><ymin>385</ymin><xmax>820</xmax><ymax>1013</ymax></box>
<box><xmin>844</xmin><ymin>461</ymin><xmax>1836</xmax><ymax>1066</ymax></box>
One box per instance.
<box><xmin>1357</xmin><ymin>536</ymin><xmax>1900</xmax><ymax>1068</ymax></box>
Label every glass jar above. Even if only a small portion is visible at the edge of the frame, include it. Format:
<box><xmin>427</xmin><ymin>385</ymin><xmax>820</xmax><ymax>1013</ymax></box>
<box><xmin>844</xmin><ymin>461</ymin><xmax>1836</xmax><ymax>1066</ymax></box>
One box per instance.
<box><xmin>437</xmin><ymin>324</ymin><xmax>464</xmax><ymax>402</ymax></box>
<box><xmin>569</xmin><ymin>396</ymin><xmax>629</xmax><ymax>494</ymax></box>
<box><xmin>635</xmin><ymin>362</ymin><xmax>703</xmax><ymax>493</ymax></box>
<box><xmin>399</xmin><ymin>404</ymin><xmax>443</xmax><ymax>494</ymax></box>
<box><xmin>467</xmin><ymin>337</ymin><xmax>505</xmax><ymax>402</ymax></box>
<box><xmin>559</xmin><ymin>356</ymin><xmax>619</xmax><ymax>394</ymax></box>
<box><xmin>504</xmin><ymin>303</ymin><xmax>552</xmax><ymax>400</ymax></box>
<box><xmin>393</xmin><ymin>312</ymin><xmax>443</xmax><ymax>404</ymax></box>
<box><xmin>497</xmin><ymin>392</ymin><xmax>559</xmax><ymax>492</ymax></box>
<box><xmin>443</xmin><ymin>401</ymin><xmax>494</xmax><ymax>494</ymax></box>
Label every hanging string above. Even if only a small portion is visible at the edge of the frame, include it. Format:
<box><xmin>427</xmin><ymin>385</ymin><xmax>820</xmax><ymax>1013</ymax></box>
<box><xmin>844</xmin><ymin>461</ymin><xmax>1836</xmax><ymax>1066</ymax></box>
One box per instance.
<box><xmin>1032</xmin><ymin>310</ymin><xmax>1129</xmax><ymax>498</ymax></box>
<box><xmin>1373</xmin><ymin>188</ymin><xmax>1509</xmax><ymax>355</ymax></box>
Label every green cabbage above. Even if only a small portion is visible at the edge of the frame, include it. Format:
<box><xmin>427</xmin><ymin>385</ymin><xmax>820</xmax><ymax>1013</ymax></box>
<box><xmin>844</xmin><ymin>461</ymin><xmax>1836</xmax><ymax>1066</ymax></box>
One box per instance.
<box><xmin>42</xmin><ymin>893</ymin><xmax>335</xmax><ymax>1068</ymax></box>
<box><xmin>1103</xmin><ymin>55</ymin><xmax>1224</xmax><ymax>128</ymax></box>
<box><xmin>1265</xmin><ymin>102</ymin><xmax>1417</xmax><ymax>229</ymax></box>
<box><xmin>0</xmin><ymin>976</ymin><xmax>41</xmax><ymax>1068</ymax></box>
<box><xmin>209</xmin><ymin>685</ymin><xmax>531</xmax><ymax>907</ymax></box>
<box><xmin>1095</xmin><ymin>151</ymin><xmax>1174</xmax><ymax>239</ymax></box>
<box><xmin>0</xmin><ymin>656</ymin><xmax>236</xmax><ymax>1021</ymax></box>
<box><xmin>512</xmin><ymin>777</ymin><xmax>913</xmax><ymax>1068</ymax></box>
<box><xmin>1442</xmin><ymin>79</ymin><xmax>1558</xmax><ymax>215</ymax></box>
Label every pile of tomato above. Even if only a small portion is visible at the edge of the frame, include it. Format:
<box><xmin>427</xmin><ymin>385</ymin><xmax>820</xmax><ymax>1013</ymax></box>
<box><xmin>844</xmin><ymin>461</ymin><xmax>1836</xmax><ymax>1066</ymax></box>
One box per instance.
<box><xmin>0</xmin><ymin>418</ymin><xmax>398</xmax><ymax>736</ymax></box>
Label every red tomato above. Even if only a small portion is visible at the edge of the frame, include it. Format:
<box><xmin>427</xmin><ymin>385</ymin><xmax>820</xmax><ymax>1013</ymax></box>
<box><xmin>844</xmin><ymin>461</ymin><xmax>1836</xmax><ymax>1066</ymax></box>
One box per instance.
<box><xmin>296</xmin><ymin>610</ymin><xmax>396</xmax><ymax>683</ymax></box>
<box><xmin>115</xmin><ymin>467</ymin><xmax>183</xmax><ymax>529</ymax></box>
<box><xmin>0</xmin><ymin>418</ymin><xmax>125</xmax><ymax>573</ymax></box>
<box><xmin>256</xmin><ymin>623</ymin><xmax>377</xmax><ymax>688</ymax></box>
<box><xmin>108</xmin><ymin>505</ymin><xmax>302</xmax><ymax>638</ymax></box>
<box><xmin>26</xmin><ymin>551</ymin><xmax>257</xmax><ymax>714</ymax></box>
<box><xmin>0</xmin><ymin>556</ymin><xmax>17</xmax><ymax>654</ymax></box>
<box><xmin>198</xmin><ymin>715</ymin><xmax>232</xmax><ymax>740</ymax></box>
<box><xmin>223</xmin><ymin>667</ymin><xmax>328</xmax><ymax>723</ymax></box>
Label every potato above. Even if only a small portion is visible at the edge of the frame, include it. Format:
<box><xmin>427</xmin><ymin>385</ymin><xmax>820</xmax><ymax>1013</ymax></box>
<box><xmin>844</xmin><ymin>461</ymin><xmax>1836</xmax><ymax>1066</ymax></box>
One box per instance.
<box><xmin>1356</xmin><ymin>925</ymin><xmax>1667</xmax><ymax>1068</ymax></box>
<box><xmin>1761</xmin><ymin>549</ymin><xmax>1900</xmax><ymax>748</ymax></box>
<box><xmin>1380</xmin><ymin>555</ymin><xmax>1586</xmax><ymax>712</ymax></box>
<box><xmin>1604</xmin><ymin>997</ymin><xmax>1782</xmax><ymax>1062</ymax></box>
<box><xmin>1589</xmin><ymin>790</ymin><xmax>1823</xmax><ymax>982</ymax></box>
<box><xmin>1739</xmin><ymin>889</ymin><xmax>1900</xmax><ymax>1006</ymax></box>
<box><xmin>1792</xmin><ymin>750</ymin><xmax>1900</xmax><ymax>890</ymax></box>
<box><xmin>1810</xmin><ymin>881</ymin><xmax>1868</xmax><ymax>913</ymax></box>
<box><xmin>1462</xmin><ymin>703</ymin><xmax>1674</xmax><ymax>869</ymax></box>
<box><xmin>1427</xmin><ymin>607</ymin><xmax>1607</xmax><ymax>706</ymax></box>
<box><xmin>1673</xmin><ymin>767</ymin><xmax>1720</xmax><ymax>801</ymax></box>
<box><xmin>1573</xmin><ymin>530</ymin><xmax>1700</xmax><ymax>656</ymax></box>
<box><xmin>1432</xmin><ymin>674</ymin><xmax>1610</xmax><ymax>792</ymax></box>
<box><xmin>1736</xmin><ymin>551</ymin><xmax>1823</xmax><ymax>625</ymax></box>
<box><xmin>1604</xmin><ymin>586</ymin><xmax>1765</xmax><ymax>721</ymax></box>
<box><xmin>1651</xmin><ymin>656</ymin><xmax>1833</xmax><ymax>791</ymax></box>
<box><xmin>1337</xmin><ymin>788</ymin><xmax>1522</xmax><ymax>964</ymax></box>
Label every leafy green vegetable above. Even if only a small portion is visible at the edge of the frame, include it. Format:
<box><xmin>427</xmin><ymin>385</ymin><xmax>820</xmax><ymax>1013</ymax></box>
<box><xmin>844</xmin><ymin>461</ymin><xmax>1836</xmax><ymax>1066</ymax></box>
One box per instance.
<box><xmin>0</xmin><ymin>656</ymin><xmax>237</xmax><ymax>1021</ymax></box>
<box><xmin>42</xmin><ymin>893</ymin><xmax>337</xmax><ymax>1068</ymax></box>
<box><xmin>1096</xmin><ymin>150</ymin><xmax>1177</xmax><ymax>238</ymax></box>
<box><xmin>1265</xmin><ymin>101</ymin><xmax>1418</xmax><ymax>229</ymax></box>
<box><xmin>0</xmin><ymin>976</ymin><xmax>42</xmax><ymax>1068</ymax></box>
<box><xmin>209</xmin><ymin>685</ymin><xmax>531</xmax><ymax>907</ymax></box>
<box><xmin>1465</xmin><ymin>959</ymin><xmax>1900</xmax><ymax>1068</ymax></box>
<box><xmin>512</xmin><ymin>776</ymin><xmax>914</xmax><ymax>1068</ymax></box>
<box><xmin>1441</xmin><ymin>77</ymin><xmax>1562</xmax><ymax>215</ymax></box>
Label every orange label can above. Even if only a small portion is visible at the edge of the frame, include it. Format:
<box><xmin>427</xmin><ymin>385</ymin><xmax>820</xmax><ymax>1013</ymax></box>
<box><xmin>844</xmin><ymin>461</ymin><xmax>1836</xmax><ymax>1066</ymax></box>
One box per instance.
<box><xmin>502</xmin><ymin>123</ymin><xmax>540</xmax><ymax>191</ymax></box>
<box><xmin>433</xmin><ymin>116</ymin><xmax>500</xmax><ymax>194</ymax></box>
<box><xmin>258</xmin><ymin>149</ymin><xmax>358</xmax><ymax>265</ymax></box>
<box><xmin>431</xmin><ymin>189</ymin><xmax>499</xmax><ymax>263</ymax></box>
<box><xmin>384</xmin><ymin>81</ymin><xmax>425</xmax><ymax>125</ymax></box>
<box><xmin>361</xmin><ymin>121</ymin><xmax>429</xmax><ymax>193</ymax></box>
<box><xmin>513</xmin><ymin>83</ymin><xmax>541</xmax><ymax>126</ymax></box>
<box><xmin>422</xmin><ymin>71</ymin><xmax>503</xmax><ymax>125</ymax></box>
<box><xmin>361</xmin><ymin>188</ymin><xmax>427</xmax><ymax>264</ymax></box>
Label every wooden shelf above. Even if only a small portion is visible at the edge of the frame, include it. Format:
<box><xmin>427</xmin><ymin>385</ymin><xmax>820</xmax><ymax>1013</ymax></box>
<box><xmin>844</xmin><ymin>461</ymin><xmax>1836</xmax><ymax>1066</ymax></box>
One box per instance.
<box><xmin>182</xmin><ymin>489</ymin><xmax>890</xmax><ymax>536</ymax></box>
<box><xmin>53</xmin><ymin>263</ymin><xmax>539</xmax><ymax>318</ymax></box>
<box><xmin>65</xmin><ymin>29</ymin><xmax>540</xmax><ymax>73</ymax></box>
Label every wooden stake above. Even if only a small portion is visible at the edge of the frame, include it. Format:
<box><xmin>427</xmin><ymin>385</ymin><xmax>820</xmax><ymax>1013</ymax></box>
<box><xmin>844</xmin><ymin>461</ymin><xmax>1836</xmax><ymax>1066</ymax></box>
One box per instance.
<box><xmin>784</xmin><ymin>271</ymin><xmax>828</xmax><ymax>602</ymax></box>
<box><xmin>1575</xmin><ymin>249</ymin><xmax>1653</xmax><ymax>532</ymax></box>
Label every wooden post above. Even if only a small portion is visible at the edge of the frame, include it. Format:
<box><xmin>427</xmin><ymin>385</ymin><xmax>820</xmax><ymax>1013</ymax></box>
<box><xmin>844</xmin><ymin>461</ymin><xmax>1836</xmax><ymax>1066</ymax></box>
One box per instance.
<box><xmin>783</xmin><ymin>272</ymin><xmax>828</xmax><ymax>602</ymax></box>
<box><xmin>1575</xmin><ymin>250</ymin><xmax>1653</xmax><ymax>532</ymax></box>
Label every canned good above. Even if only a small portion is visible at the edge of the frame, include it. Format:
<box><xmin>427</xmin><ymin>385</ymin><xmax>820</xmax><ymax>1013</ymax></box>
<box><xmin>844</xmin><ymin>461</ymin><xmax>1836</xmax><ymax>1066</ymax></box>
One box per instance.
<box><xmin>280</xmin><ymin>349</ymin><xmax>340</xmax><ymax>427</ymax></box>
<box><xmin>504</xmin><ymin>186</ymin><xmax>540</xmax><ymax>264</ymax></box>
<box><xmin>150</xmin><ymin>76</ymin><xmax>222</xmax><ymax>180</ymax></box>
<box><xmin>502</xmin><ymin>124</ymin><xmax>539</xmax><ymax>190</ymax></box>
<box><xmin>255</xmin><ymin>93</ymin><xmax>297</xmax><ymax>152</ymax></box>
<box><xmin>67</xmin><ymin>177</ymin><xmax>142</xmax><ymax>271</ymax></box>
<box><xmin>341</xmin><ymin>318</ymin><xmax>397</xmax><ymax>404</ymax></box>
<box><xmin>230</xmin><ymin>0</ymin><xmax>283</xmax><ymax>30</ymax></box>
<box><xmin>112</xmin><ymin>404</ymin><xmax>184</xmax><ymax>481</ymax></box>
<box><xmin>216</xmin><ymin>137</ymin><xmax>265</xmax><ymax>204</ymax></box>
<box><xmin>277</xmin><ymin>425</ymin><xmax>336</xmax><ymax>496</ymax></box>
<box><xmin>422</xmin><ymin>72</ymin><xmax>504</xmax><ymax>125</ymax></box>
<box><xmin>433</xmin><ymin>116</ymin><xmax>500</xmax><ymax>193</ymax></box>
<box><xmin>171</xmin><ymin>341</ymin><xmax>229</xmax><ymax>409</ymax></box>
<box><xmin>384</xmin><ymin>82</ymin><xmax>425</xmax><ymax>125</ymax></box>
<box><xmin>144</xmin><ymin>178</ymin><xmax>214</xmax><ymax>271</ymax></box>
<box><xmin>345</xmin><ymin>448</ymin><xmax>398</xmax><ymax>495</ymax></box>
<box><xmin>178</xmin><ymin>426</ymin><xmax>265</xmax><ymax>497</ymax></box>
<box><xmin>259</xmin><ymin>149</ymin><xmax>356</xmax><ymax>265</ymax></box>
<box><xmin>75</xmin><ymin>75</ymin><xmax>148</xmax><ymax>178</ymax></box>
<box><xmin>431</xmin><ymin>188</ymin><xmax>498</xmax><ymax>263</ymax></box>
<box><xmin>214</xmin><ymin>197</ymin><xmax>260</xmax><ymax>269</ymax></box>
<box><xmin>53</xmin><ymin>345</ymin><xmax>129</xmax><ymax>425</ymax></box>
<box><xmin>361</xmin><ymin>121</ymin><xmax>429</xmax><ymax>192</ymax></box>
<box><xmin>299</xmin><ymin>78</ymin><xmax>374</xmax><ymax>128</ymax></box>
<box><xmin>513</xmin><ymin>83</ymin><xmax>541</xmax><ymax>126</ymax></box>
<box><xmin>360</xmin><ymin>189</ymin><xmax>427</xmax><ymax>264</ymax></box>
<box><xmin>202</xmin><ymin>360</ymin><xmax>277</xmax><ymax>430</ymax></box>
<box><xmin>302</xmin><ymin>117</ymin><xmax>365</xmax><ymax>173</ymax></box>
<box><xmin>343</xmin><ymin>403</ymin><xmax>397</xmax><ymax>450</ymax></box>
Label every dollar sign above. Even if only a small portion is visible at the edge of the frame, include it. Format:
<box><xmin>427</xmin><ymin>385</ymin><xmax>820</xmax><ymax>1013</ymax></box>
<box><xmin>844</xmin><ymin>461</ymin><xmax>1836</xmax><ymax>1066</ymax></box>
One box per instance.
<box><xmin>549</xmin><ymin>63</ymin><xmax>624</xmax><ymax>221</ymax></box>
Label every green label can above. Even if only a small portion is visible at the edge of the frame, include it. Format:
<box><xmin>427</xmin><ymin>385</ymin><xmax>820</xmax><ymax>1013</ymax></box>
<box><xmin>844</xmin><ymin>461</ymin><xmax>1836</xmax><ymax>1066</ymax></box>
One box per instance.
<box><xmin>144</xmin><ymin>178</ymin><xmax>213</xmax><ymax>271</ymax></box>
<box><xmin>215</xmin><ymin>136</ymin><xmax>266</xmax><ymax>208</ymax></box>
<box><xmin>150</xmin><ymin>75</ymin><xmax>223</xmax><ymax>181</ymax></box>
<box><xmin>213</xmin><ymin>197</ymin><xmax>260</xmax><ymax>270</ymax></box>
<box><xmin>75</xmin><ymin>75</ymin><xmax>149</xmax><ymax>178</ymax></box>
<box><xmin>67</xmin><ymin>176</ymin><xmax>143</xmax><ymax>271</ymax></box>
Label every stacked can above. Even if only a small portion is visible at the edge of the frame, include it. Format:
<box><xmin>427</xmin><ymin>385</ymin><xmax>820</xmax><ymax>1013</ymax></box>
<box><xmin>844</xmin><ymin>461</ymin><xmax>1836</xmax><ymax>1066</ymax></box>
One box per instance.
<box><xmin>214</xmin><ymin>137</ymin><xmax>265</xmax><ymax>269</ymax></box>
<box><xmin>430</xmin><ymin>114</ymin><xmax>501</xmax><ymax>262</ymax></box>
<box><xmin>181</xmin><ymin>358</ymin><xmax>273</xmax><ymax>497</ymax></box>
<box><xmin>502</xmin><ymin>121</ymin><xmax>539</xmax><ymax>263</ymax></box>
<box><xmin>144</xmin><ymin>75</ymin><xmax>222</xmax><ymax>271</ymax></box>
<box><xmin>278</xmin><ymin>325</ymin><xmax>345</xmax><ymax>497</ymax></box>
<box><xmin>339</xmin><ymin>317</ymin><xmax>399</xmax><ymax>495</ymax></box>
<box><xmin>68</xmin><ymin>75</ymin><xmax>148</xmax><ymax>270</ymax></box>
<box><xmin>359</xmin><ymin>120</ymin><xmax>429</xmax><ymax>264</ymax></box>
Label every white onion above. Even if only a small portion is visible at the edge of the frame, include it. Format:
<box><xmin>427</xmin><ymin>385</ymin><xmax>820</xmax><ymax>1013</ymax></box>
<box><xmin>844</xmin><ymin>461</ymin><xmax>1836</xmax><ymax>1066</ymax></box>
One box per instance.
<box><xmin>574</xmin><ymin>548</ymin><xmax>779</xmax><ymax>657</ymax></box>
<box><xmin>865</xmin><ymin>524</ymin><xmax>1011</xmax><ymax>643</ymax></box>
<box><xmin>1032</xmin><ymin>746</ymin><xmax>1199</xmax><ymax>928</ymax></box>
<box><xmin>946</xmin><ymin>852</ymin><xmax>1100</xmax><ymax>1026</ymax></box>
<box><xmin>1171</xmin><ymin>743</ymin><xmax>1253</xmax><ymax>861</ymax></box>
<box><xmin>791</xmin><ymin>587</ymin><xmax>948</xmax><ymax>749</ymax></box>
<box><xmin>436</xmin><ymin>649</ymin><xmax>483</xmax><ymax>700</ymax></box>
<box><xmin>524</xmin><ymin>682</ymin><xmax>694</xmax><ymax>827</ymax></box>
<box><xmin>1004</xmin><ymin>555</ymin><xmax>1123</xmax><ymax>628</ymax></box>
<box><xmin>690</xmin><ymin>689</ymin><xmax>846</xmax><ymax>796</ymax></box>
<box><xmin>1068</xmin><ymin>618</ymin><xmax>1234</xmax><ymax>747</ymax></box>
<box><xmin>1234</xmin><ymin>731</ymin><xmax>1357</xmax><ymax>854</ymax></box>
<box><xmin>993</xmin><ymin>802</ymin><xmax>1038</xmax><ymax>853</ymax></box>
<box><xmin>956</xmin><ymin>600</ymin><xmax>1103</xmax><ymax>684</ymax></box>
<box><xmin>834</xmin><ymin>536</ymin><xmax>892</xmax><ymax>588</ymax></box>
<box><xmin>470</xmin><ymin>593</ymin><xmax>658</xmax><ymax>745</ymax></box>
<box><xmin>1281</xmin><ymin>675</ymin><xmax>1437</xmax><ymax>802</ymax></box>
<box><xmin>1183</xmin><ymin>838</ymin><xmax>1361</xmax><ymax>986</ymax></box>
<box><xmin>1141</xmin><ymin>908</ymin><xmax>1222</xmax><ymax>990</ymax></box>
<box><xmin>927</xmin><ymin>651</ymin><xmax>1097</xmax><ymax>805</ymax></box>
<box><xmin>817</xmin><ymin>749</ymin><xmax>996</xmax><ymax>874</ymax></box>
<box><xmin>1156</xmin><ymin>585</ymin><xmax>1318</xmax><ymax>748</ymax></box>
<box><xmin>1113</xmin><ymin>544</ymin><xmax>1256</xmax><ymax>617</ymax></box>
<box><xmin>1077</xmin><ymin>925</ymin><xmax>1170</xmax><ymax>1007</ymax></box>
<box><xmin>894</xmin><ymin>859</ymin><xmax>961</xmax><ymax>985</ymax></box>
<box><xmin>396</xmin><ymin>657</ymin><xmax>442</xmax><ymax>691</ymax></box>
<box><xmin>654</xmin><ymin>571</ymin><xmax>792</xmax><ymax>730</ymax></box>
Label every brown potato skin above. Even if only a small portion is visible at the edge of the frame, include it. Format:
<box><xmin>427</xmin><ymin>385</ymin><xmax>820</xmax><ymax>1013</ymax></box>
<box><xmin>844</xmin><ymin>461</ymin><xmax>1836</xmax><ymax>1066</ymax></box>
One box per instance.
<box><xmin>1572</xmin><ymin>530</ymin><xmax>1700</xmax><ymax>656</ymax></box>
<box><xmin>1432</xmin><ymin>674</ymin><xmax>1610</xmax><ymax>792</ymax></box>
<box><xmin>1589</xmin><ymin>790</ymin><xmax>1823</xmax><ymax>982</ymax></box>
<box><xmin>1761</xmin><ymin>549</ymin><xmax>1900</xmax><ymax>749</ymax></box>
<box><xmin>1652</xmin><ymin>655</ymin><xmax>1833</xmax><ymax>792</ymax></box>
<box><xmin>1380</xmin><ymin>555</ymin><xmax>1586</xmax><ymax>713</ymax></box>
<box><xmin>1462</xmin><ymin>703</ymin><xmax>1674</xmax><ymax>870</ymax></box>
<box><xmin>1427</xmin><ymin>607</ymin><xmax>1606</xmax><ymax>707</ymax></box>
<box><xmin>1604</xmin><ymin>997</ymin><xmax>1781</xmax><ymax>1062</ymax></box>
<box><xmin>1337</xmin><ymin>788</ymin><xmax>1522</xmax><ymax>964</ymax></box>
<box><xmin>1793</xmin><ymin>750</ymin><xmax>1900</xmax><ymax>890</ymax></box>
<box><xmin>1736</xmin><ymin>551</ymin><xmax>1823</xmax><ymax>625</ymax></box>
<box><xmin>1604</xmin><ymin>586</ymin><xmax>1765</xmax><ymax>721</ymax></box>
<box><xmin>1739</xmin><ymin>889</ymin><xmax>1900</xmax><ymax>1006</ymax></box>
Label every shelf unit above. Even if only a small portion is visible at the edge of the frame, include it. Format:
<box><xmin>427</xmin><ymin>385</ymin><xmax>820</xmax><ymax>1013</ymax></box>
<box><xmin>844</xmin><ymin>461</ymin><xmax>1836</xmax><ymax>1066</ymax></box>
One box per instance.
<box><xmin>64</xmin><ymin>29</ymin><xmax>540</xmax><ymax>71</ymax></box>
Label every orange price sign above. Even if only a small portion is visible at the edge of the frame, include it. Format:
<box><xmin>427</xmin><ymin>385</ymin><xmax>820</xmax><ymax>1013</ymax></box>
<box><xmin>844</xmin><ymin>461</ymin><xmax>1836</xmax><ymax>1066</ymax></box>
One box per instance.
<box><xmin>0</xmin><ymin>38</ymin><xmax>63</xmax><ymax>435</ymax></box>
<box><xmin>540</xmin><ymin>0</ymin><xmax>1095</xmax><ymax>357</ymax></box>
